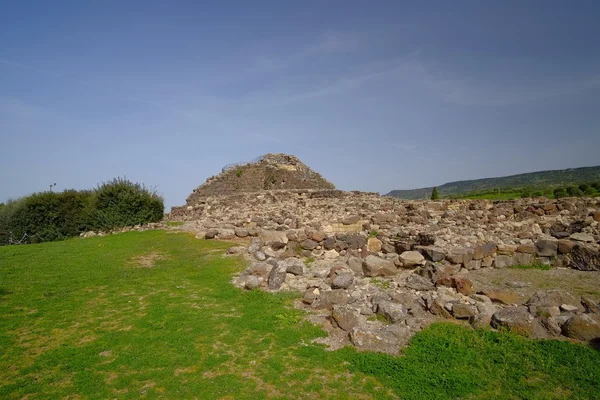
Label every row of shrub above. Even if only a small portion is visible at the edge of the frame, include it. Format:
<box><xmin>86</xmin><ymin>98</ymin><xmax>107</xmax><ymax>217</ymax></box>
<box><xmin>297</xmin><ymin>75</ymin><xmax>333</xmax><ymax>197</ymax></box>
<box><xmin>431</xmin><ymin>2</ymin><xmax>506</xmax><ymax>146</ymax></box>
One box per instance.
<box><xmin>445</xmin><ymin>182</ymin><xmax>600</xmax><ymax>201</ymax></box>
<box><xmin>552</xmin><ymin>183</ymin><xmax>600</xmax><ymax>199</ymax></box>
<box><xmin>0</xmin><ymin>178</ymin><xmax>164</xmax><ymax>245</ymax></box>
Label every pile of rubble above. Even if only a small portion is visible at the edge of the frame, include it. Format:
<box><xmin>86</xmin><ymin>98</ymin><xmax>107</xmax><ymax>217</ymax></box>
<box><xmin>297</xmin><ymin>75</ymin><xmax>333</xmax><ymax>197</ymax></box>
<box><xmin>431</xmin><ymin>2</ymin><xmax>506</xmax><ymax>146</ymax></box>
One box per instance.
<box><xmin>168</xmin><ymin>154</ymin><xmax>600</xmax><ymax>353</ymax></box>
<box><xmin>172</xmin><ymin>193</ymin><xmax>600</xmax><ymax>354</ymax></box>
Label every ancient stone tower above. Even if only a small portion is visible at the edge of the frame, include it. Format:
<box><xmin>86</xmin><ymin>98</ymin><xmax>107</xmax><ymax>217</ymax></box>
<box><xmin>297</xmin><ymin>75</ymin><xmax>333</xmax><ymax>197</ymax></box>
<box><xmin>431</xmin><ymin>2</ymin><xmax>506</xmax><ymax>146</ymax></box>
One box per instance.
<box><xmin>184</xmin><ymin>153</ymin><xmax>335</xmax><ymax>204</ymax></box>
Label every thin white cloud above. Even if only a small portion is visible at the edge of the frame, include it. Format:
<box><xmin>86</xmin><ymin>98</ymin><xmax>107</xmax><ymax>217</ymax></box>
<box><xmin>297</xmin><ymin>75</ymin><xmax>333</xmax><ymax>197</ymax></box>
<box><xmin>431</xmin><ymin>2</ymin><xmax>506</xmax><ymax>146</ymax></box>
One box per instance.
<box><xmin>413</xmin><ymin>62</ymin><xmax>600</xmax><ymax>106</ymax></box>
<box><xmin>245</xmin><ymin>60</ymin><xmax>412</xmax><ymax>109</ymax></box>
<box><xmin>0</xmin><ymin>58</ymin><xmax>188</xmax><ymax>115</ymax></box>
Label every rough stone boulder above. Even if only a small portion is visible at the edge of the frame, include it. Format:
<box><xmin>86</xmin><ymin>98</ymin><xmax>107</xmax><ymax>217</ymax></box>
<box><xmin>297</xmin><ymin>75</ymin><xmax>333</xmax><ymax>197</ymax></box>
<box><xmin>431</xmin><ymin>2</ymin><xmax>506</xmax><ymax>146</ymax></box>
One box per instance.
<box><xmin>349</xmin><ymin>327</ymin><xmax>400</xmax><ymax>354</ymax></box>
<box><xmin>267</xmin><ymin>265</ymin><xmax>287</xmax><ymax>290</ymax></box>
<box><xmin>332</xmin><ymin>305</ymin><xmax>360</xmax><ymax>331</ymax></box>
<box><xmin>399</xmin><ymin>251</ymin><xmax>425</xmax><ymax>267</ymax></box>
<box><xmin>363</xmin><ymin>255</ymin><xmax>397</xmax><ymax>277</ymax></box>
<box><xmin>313</xmin><ymin>290</ymin><xmax>350</xmax><ymax>310</ymax></box>
<box><xmin>562</xmin><ymin>314</ymin><xmax>600</xmax><ymax>342</ymax></box>
<box><xmin>571</xmin><ymin>244</ymin><xmax>600</xmax><ymax>271</ymax></box>
<box><xmin>491</xmin><ymin>307</ymin><xmax>535</xmax><ymax>336</ymax></box>
<box><xmin>376</xmin><ymin>301</ymin><xmax>409</xmax><ymax>323</ymax></box>
<box><xmin>525</xmin><ymin>290</ymin><xmax>583</xmax><ymax>313</ymax></box>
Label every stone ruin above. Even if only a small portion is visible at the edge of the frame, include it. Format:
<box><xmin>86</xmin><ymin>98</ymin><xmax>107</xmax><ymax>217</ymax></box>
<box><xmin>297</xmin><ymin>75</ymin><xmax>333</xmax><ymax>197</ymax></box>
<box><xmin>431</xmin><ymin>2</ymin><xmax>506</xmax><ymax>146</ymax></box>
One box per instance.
<box><xmin>177</xmin><ymin>153</ymin><xmax>334</xmax><ymax>207</ymax></box>
<box><xmin>168</xmin><ymin>154</ymin><xmax>600</xmax><ymax>354</ymax></box>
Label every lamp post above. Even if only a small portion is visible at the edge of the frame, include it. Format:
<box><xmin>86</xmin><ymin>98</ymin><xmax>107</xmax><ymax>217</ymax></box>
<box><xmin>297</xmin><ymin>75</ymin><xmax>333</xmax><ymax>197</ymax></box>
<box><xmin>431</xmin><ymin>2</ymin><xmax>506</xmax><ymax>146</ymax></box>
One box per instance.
<box><xmin>49</xmin><ymin>183</ymin><xmax>56</xmax><ymax>192</ymax></box>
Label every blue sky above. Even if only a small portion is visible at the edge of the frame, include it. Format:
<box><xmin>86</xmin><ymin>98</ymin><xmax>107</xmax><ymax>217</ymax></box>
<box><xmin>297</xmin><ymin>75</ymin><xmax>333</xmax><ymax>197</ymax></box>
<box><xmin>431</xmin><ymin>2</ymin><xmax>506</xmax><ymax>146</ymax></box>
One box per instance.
<box><xmin>1</xmin><ymin>1</ymin><xmax>599</xmax><ymax>209</ymax></box>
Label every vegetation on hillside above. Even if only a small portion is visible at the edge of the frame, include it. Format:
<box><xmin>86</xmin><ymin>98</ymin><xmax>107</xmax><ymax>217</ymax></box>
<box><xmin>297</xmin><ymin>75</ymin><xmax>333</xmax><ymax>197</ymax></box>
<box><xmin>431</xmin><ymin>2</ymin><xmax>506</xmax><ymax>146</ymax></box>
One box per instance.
<box><xmin>0</xmin><ymin>178</ymin><xmax>163</xmax><ymax>245</ymax></box>
<box><xmin>387</xmin><ymin>165</ymin><xmax>600</xmax><ymax>199</ymax></box>
<box><xmin>445</xmin><ymin>181</ymin><xmax>600</xmax><ymax>201</ymax></box>
<box><xmin>0</xmin><ymin>230</ymin><xmax>599</xmax><ymax>399</ymax></box>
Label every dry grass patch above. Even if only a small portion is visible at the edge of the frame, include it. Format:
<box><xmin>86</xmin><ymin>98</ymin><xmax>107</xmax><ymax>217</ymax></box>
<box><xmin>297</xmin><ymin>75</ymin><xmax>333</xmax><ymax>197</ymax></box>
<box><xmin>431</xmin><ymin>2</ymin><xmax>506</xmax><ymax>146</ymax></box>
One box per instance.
<box><xmin>128</xmin><ymin>251</ymin><xmax>168</xmax><ymax>268</ymax></box>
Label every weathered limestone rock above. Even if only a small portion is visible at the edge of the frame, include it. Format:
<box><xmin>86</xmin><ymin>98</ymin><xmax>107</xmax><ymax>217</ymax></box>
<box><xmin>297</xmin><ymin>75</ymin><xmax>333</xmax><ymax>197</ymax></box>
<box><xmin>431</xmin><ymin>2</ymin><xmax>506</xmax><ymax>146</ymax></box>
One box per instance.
<box><xmin>454</xmin><ymin>277</ymin><xmax>473</xmax><ymax>296</ymax></box>
<box><xmin>260</xmin><ymin>230</ymin><xmax>289</xmax><ymax>245</ymax></box>
<box><xmin>323</xmin><ymin>249</ymin><xmax>340</xmax><ymax>259</ymax></box>
<box><xmin>313</xmin><ymin>290</ymin><xmax>350</xmax><ymax>310</ymax></box>
<box><xmin>491</xmin><ymin>307</ymin><xmax>534</xmax><ymax>336</ymax></box>
<box><xmin>446</xmin><ymin>248</ymin><xmax>473</xmax><ymax>266</ymax></box>
<box><xmin>562</xmin><ymin>314</ymin><xmax>600</xmax><ymax>342</ymax></box>
<box><xmin>525</xmin><ymin>290</ymin><xmax>583</xmax><ymax>312</ymax></box>
<box><xmin>302</xmin><ymin>288</ymin><xmax>319</xmax><ymax>305</ymax></box>
<box><xmin>429</xmin><ymin>300</ymin><xmax>452</xmax><ymax>319</ymax></box>
<box><xmin>367</xmin><ymin>237</ymin><xmax>383</xmax><ymax>252</ymax></box>
<box><xmin>349</xmin><ymin>327</ymin><xmax>399</xmax><ymax>354</ymax></box>
<box><xmin>227</xmin><ymin>246</ymin><xmax>247</xmax><ymax>255</ymax></box>
<box><xmin>205</xmin><ymin>229</ymin><xmax>218</xmax><ymax>239</ymax></box>
<box><xmin>513</xmin><ymin>252</ymin><xmax>533</xmax><ymax>265</ymax></box>
<box><xmin>481</xmin><ymin>289</ymin><xmax>519</xmax><ymax>305</ymax></box>
<box><xmin>452</xmin><ymin>303</ymin><xmax>477</xmax><ymax>319</ymax></box>
<box><xmin>312</xmin><ymin>231</ymin><xmax>327</xmax><ymax>242</ymax></box>
<box><xmin>571</xmin><ymin>244</ymin><xmax>600</xmax><ymax>271</ymax></box>
<box><xmin>399</xmin><ymin>251</ymin><xmax>425</xmax><ymax>267</ymax></box>
<box><xmin>235</xmin><ymin>228</ymin><xmax>249</xmax><ymax>238</ymax></box>
<box><xmin>517</xmin><ymin>244</ymin><xmax>536</xmax><ymax>254</ymax></box>
<box><xmin>406</xmin><ymin>274</ymin><xmax>435</xmax><ymax>291</ymax></box>
<box><xmin>569</xmin><ymin>232</ymin><xmax>595</xmax><ymax>243</ymax></box>
<box><xmin>244</xmin><ymin>276</ymin><xmax>261</xmax><ymax>290</ymax></box>
<box><xmin>535</xmin><ymin>240</ymin><xmax>558</xmax><ymax>257</ymax></box>
<box><xmin>280</xmin><ymin>258</ymin><xmax>306</xmax><ymax>276</ymax></box>
<box><xmin>347</xmin><ymin>256</ymin><xmax>364</xmax><ymax>275</ymax></box>
<box><xmin>267</xmin><ymin>266</ymin><xmax>287</xmax><ymax>290</ymax></box>
<box><xmin>248</xmin><ymin>237</ymin><xmax>263</xmax><ymax>253</ymax></box>
<box><xmin>376</xmin><ymin>301</ymin><xmax>408</xmax><ymax>323</ymax></box>
<box><xmin>301</xmin><ymin>239</ymin><xmax>318</xmax><ymax>250</ymax></box>
<box><xmin>363</xmin><ymin>255</ymin><xmax>397</xmax><ymax>277</ymax></box>
<box><xmin>465</xmin><ymin>260</ymin><xmax>482</xmax><ymax>270</ymax></box>
<box><xmin>415</xmin><ymin>246</ymin><xmax>446</xmax><ymax>262</ymax></box>
<box><xmin>558</xmin><ymin>239</ymin><xmax>575</xmax><ymax>254</ymax></box>
<box><xmin>494</xmin><ymin>255</ymin><xmax>514</xmax><ymax>268</ymax></box>
<box><xmin>331</xmin><ymin>273</ymin><xmax>354</xmax><ymax>290</ymax></box>
<box><xmin>247</xmin><ymin>262</ymin><xmax>271</xmax><ymax>276</ymax></box>
<box><xmin>332</xmin><ymin>305</ymin><xmax>360</xmax><ymax>331</ymax></box>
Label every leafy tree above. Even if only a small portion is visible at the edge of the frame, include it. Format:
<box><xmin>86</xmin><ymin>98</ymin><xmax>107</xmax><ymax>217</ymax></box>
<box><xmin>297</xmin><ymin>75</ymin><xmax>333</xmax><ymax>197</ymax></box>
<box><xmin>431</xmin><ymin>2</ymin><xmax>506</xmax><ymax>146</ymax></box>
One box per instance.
<box><xmin>566</xmin><ymin>186</ymin><xmax>583</xmax><ymax>197</ymax></box>
<box><xmin>0</xmin><ymin>178</ymin><xmax>164</xmax><ymax>245</ymax></box>
<box><xmin>578</xmin><ymin>183</ymin><xmax>589</xmax><ymax>192</ymax></box>
<box><xmin>584</xmin><ymin>187</ymin><xmax>597</xmax><ymax>196</ymax></box>
<box><xmin>554</xmin><ymin>188</ymin><xmax>568</xmax><ymax>199</ymax></box>
<box><xmin>87</xmin><ymin>177</ymin><xmax>164</xmax><ymax>230</ymax></box>
<box><xmin>430</xmin><ymin>187</ymin><xmax>440</xmax><ymax>200</ymax></box>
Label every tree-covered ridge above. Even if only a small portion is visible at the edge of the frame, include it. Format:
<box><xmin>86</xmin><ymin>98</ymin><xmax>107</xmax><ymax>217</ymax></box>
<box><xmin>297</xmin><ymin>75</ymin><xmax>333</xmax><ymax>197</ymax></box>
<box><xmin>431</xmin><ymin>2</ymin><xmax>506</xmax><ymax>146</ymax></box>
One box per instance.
<box><xmin>387</xmin><ymin>165</ymin><xmax>600</xmax><ymax>199</ymax></box>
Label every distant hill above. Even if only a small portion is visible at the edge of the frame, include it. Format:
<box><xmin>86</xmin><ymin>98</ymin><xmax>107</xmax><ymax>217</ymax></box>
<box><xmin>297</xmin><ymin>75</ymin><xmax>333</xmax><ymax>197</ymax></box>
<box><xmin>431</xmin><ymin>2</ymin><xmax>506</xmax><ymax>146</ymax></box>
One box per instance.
<box><xmin>386</xmin><ymin>166</ymin><xmax>600</xmax><ymax>200</ymax></box>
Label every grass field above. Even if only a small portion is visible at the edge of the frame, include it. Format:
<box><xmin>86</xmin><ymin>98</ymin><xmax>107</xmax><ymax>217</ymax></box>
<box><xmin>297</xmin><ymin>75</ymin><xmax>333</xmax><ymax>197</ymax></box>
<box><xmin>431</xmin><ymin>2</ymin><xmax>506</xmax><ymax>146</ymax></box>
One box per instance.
<box><xmin>1</xmin><ymin>231</ymin><xmax>599</xmax><ymax>399</ymax></box>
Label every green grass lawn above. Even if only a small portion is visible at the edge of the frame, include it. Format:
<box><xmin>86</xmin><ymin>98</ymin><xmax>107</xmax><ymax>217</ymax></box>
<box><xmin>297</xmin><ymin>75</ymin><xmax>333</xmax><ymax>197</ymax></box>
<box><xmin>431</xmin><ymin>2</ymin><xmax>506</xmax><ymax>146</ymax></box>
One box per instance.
<box><xmin>1</xmin><ymin>231</ymin><xmax>599</xmax><ymax>399</ymax></box>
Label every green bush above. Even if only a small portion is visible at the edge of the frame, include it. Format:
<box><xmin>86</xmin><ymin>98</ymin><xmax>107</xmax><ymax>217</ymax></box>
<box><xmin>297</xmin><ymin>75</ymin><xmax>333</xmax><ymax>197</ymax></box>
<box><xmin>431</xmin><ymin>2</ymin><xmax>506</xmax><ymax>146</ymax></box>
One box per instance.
<box><xmin>553</xmin><ymin>188</ymin><xmax>568</xmax><ymax>199</ymax></box>
<box><xmin>566</xmin><ymin>186</ymin><xmax>583</xmax><ymax>197</ymax></box>
<box><xmin>7</xmin><ymin>190</ymin><xmax>94</xmax><ymax>243</ymax></box>
<box><xmin>0</xmin><ymin>178</ymin><xmax>164</xmax><ymax>245</ymax></box>
<box><xmin>87</xmin><ymin>178</ymin><xmax>163</xmax><ymax>231</ymax></box>
<box><xmin>430</xmin><ymin>187</ymin><xmax>440</xmax><ymax>200</ymax></box>
<box><xmin>0</xmin><ymin>198</ymin><xmax>27</xmax><ymax>244</ymax></box>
